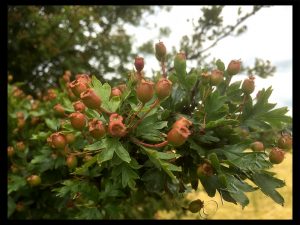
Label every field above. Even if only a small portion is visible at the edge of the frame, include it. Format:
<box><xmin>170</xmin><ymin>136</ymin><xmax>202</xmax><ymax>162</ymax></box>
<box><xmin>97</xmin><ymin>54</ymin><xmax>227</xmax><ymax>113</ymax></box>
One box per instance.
<box><xmin>157</xmin><ymin>152</ymin><xmax>292</xmax><ymax>220</ymax></box>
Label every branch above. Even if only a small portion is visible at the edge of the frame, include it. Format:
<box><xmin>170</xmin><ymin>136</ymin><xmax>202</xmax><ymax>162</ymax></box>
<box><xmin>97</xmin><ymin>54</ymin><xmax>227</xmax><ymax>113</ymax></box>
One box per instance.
<box><xmin>130</xmin><ymin>137</ymin><xmax>168</xmax><ymax>148</ymax></box>
<box><xmin>188</xmin><ymin>6</ymin><xmax>264</xmax><ymax>60</ymax></box>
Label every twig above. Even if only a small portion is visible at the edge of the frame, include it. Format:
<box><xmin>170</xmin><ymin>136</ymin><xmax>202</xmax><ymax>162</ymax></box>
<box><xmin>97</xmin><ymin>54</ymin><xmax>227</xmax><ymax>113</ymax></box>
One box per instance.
<box><xmin>127</xmin><ymin>103</ymin><xmax>145</xmax><ymax>127</ymax></box>
<box><xmin>130</xmin><ymin>137</ymin><xmax>168</xmax><ymax>148</ymax></box>
<box><xmin>130</xmin><ymin>99</ymin><xmax>160</xmax><ymax>131</ymax></box>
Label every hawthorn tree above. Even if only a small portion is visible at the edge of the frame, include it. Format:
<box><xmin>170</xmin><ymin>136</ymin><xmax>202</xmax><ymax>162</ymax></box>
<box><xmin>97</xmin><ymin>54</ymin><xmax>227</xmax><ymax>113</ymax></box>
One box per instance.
<box><xmin>7</xmin><ymin>41</ymin><xmax>292</xmax><ymax>219</ymax></box>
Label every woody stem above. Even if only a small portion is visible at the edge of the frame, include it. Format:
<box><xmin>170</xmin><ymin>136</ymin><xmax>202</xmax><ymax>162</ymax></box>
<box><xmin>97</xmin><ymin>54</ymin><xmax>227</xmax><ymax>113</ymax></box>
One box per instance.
<box><xmin>130</xmin><ymin>137</ymin><xmax>168</xmax><ymax>148</ymax></box>
<box><xmin>130</xmin><ymin>99</ymin><xmax>160</xmax><ymax>131</ymax></box>
<box><xmin>127</xmin><ymin>103</ymin><xmax>145</xmax><ymax>127</ymax></box>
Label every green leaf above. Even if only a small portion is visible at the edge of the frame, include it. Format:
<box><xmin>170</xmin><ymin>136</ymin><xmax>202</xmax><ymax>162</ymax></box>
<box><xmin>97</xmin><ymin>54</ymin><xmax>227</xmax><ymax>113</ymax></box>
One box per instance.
<box><xmin>188</xmin><ymin>139</ymin><xmax>206</xmax><ymax>156</ymax></box>
<box><xmin>31</xmin><ymin>131</ymin><xmax>51</xmax><ymax>141</ymax></box>
<box><xmin>84</xmin><ymin>140</ymin><xmax>106</xmax><ymax>151</ymax></box>
<box><xmin>206</xmin><ymin>118</ymin><xmax>239</xmax><ymax>129</ymax></box>
<box><xmin>8</xmin><ymin>196</ymin><xmax>16</xmax><ymax>218</ymax></box>
<box><xmin>199</xmin><ymin>174</ymin><xmax>219</xmax><ymax>197</ymax></box>
<box><xmin>241</xmin><ymin>87</ymin><xmax>292</xmax><ymax>130</ymax></box>
<box><xmin>121</xmin><ymin>163</ymin><xmax>140</xmax><ymax>189</ymax></box>
<box><xmin>97</xmin><ymin>148</ymin><xmax>114</xmax><ymax>164</ymax></box>
<box><xmin>74</xmin><ymin>154</ymin><xmax>98</xmax><ymax>175</ymax></box>
<box><xmin>216</xmin><ymin>59</ymin><xmax>225</xmax><ymax>71</ymax></box>
<box><xmin>140</xmin><ymin>146</ymin><xmax>181</xmax><ymax>181</ymax></box>
<box><xmin>136</xmin><ymin>114</ymin><xmax>168</xmax><ymax>142</ymax></box>
<box><xmin>141</xmin><ymin>168</ymin><xmax>166</xmax><ymax>194</ymax></box>
<box><xmin>251</xmin><ymin>172</ymin><xmax>285</xmax><ymax>206</ymax></box>
<box><xmin>113</xmin><ymin>141</ymin><xmax>131</xmax><ymax>163</ymax></box>
<box><xmin>8</xmin><ymin>175</ymin><xmax>27</xmax><ymax>194</ymax></box>
<box><xmin>45</xmin><ymin>118</ymin><xmax>58</xmax><ymax>131</ymax></box>
<box><xmin>208</xmin><ymin>153</ymin><xmax>221</xmax><ymax>172</ymax></box>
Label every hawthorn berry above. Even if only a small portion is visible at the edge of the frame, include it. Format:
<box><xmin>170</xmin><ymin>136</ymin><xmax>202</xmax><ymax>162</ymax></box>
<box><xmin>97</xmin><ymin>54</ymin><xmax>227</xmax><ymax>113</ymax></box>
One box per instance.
<box><xmin>66</xmin><ymin>155</ymin><xmax>78</xmax><ymax>169</ymax></box>
<box><xmin>167</xmin><ymin>126</ymin><xmax>191</xmax><ymax>146</ymax></box>
<box><xmin>7</xmin><ymin>146</ymin><xmax>15</xmax><ymax>157</ymax></box>
<box><xmin>278</xmin><ymin>135</ymin><xmax>292</xmax><ymax>150</ymax></box>
<box><xmin>111</xmin><ymin>87</ymin><xmax>122</xmax><ymax>98</ymax></box>
<box><xmin>227</xmin><ymin>60</ymin><xmax>241</xmax><ymax>76</ymax></box>
<box><xmin>250</xmin><ymin>141</ymin><xmax>264</xmax><ymax>152</ymax></box>
<box><xmin>27</xmin><ymin>175</ymin><xmax>41</xmax><ymax>187</ymax></box>
<box><xmin>15</xmin><ymin>202</ymin><xmax>25</xmax><ymax>212</ymax></box>
<box><xmin>69</xmin><ymin>112</ymin><xmax>86</xmax><ymax>130</ymax></box>
<box><xmin>136</xmin><ymin>80</ymin><xmax>155</xmax><ymax>104</ymax></box>
<box><xmin>69</xmin><ymin>79</ymin><xmax>89</xmax><ymax>98</ymax></box>
<box><xmin>75</xmin><ymin>74</ymin><xmax>91</xmax><ymax>84</ymax></box>
<box><xmin>155</xmin><ymin>41</ymin><xmax>167</xmax><ymax>62</ymax></box>
<box><xmin>73</xmin><ymin>101</ymin><xmax>86</xmax><ymax>112</ymax></box>
<box><xmin>210</xmin><ymin>69</ymin><xmax>224</xmax><ymax>86</ymax></box>
<box><xmin>47</xmin><ymin>132</ymin><xmax>67</xmax><ymax>149</ymax></box>
<box><xmin>242</xmin><ymin>76</ymin><xmax>255</xmax><ymax>95</ymax></box>
<box><xmin>134</xmin><ymin>57</ymin><xmax>144</xmax><ymax>73</ymax></box>
<box><xmin>80</xmin><ymin>89</ymin><xmax>102</xmax><ymax>109</ymax></box>
<box><xmin>88</xmin><ymin>119</ymin><xmax>106</xmax><ymax>139</ymax></box>
<box><xmin>172</xmin><ymin>117</ymin><xmax>192</xmax><ymax>129</ymax></box>
<box><xmin>16</xmin><ymin>141</ymin><xmax>26</xmax><ymax>152</ymax></box>
<box><xmin>155</xmin><ymin>78</ymin><xmax>172</xmax><ymax>100</ymax></box>
<box><xmin>108</xmin><ymin>116</ymin><xmax>127</xmax><ymax>137</ymax></box>
<box><xmin>269</xmin><ymin>148</ymin><xmax>285</xmax><ymax>164</ymax></box>
<box><xmin>53</xmin><ymin>104</ymin><xmax>65</xmax><ymax>116</ymax></box>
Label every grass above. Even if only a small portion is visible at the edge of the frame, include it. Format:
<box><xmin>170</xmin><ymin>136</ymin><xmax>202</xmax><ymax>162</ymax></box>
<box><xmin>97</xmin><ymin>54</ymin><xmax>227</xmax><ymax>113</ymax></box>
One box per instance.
<box><xmin>157</xmin><ymin>152</ymin><xmax>292</xmax><ymax>220</ymax></box>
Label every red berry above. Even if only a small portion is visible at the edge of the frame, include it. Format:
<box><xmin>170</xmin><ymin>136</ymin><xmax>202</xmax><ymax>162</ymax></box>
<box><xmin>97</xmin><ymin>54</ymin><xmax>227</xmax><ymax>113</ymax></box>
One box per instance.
<box><xmin>53</xmin><ymin>104</ymin><xmax>65</xmax><ymax>116</ymax></box>
<box><xmin>167</xmin><ymin>126</ymin><xmax>191</xmax><ymax>146</ymax></box>
<box><xmin>210</xmin><ymin>69</ymin><xmax>224</xmax><ymax>86</ymax></box>
<box><xmin>80</xmin><ymin>89</ymin><xmax>102</xmax><ymax>109</ymax></box>
<box><xmin>172</xmin><ymin>117</ymin><xmax>192</xmax><ymax>129</ymax></box>
<box><xmin>136</xmin><ymin>80</ymin><xmax>154</xmax><ymax>104</ymax></box>
<box><xmin>69</xmin><ymin>79</ymin><xmax>89</xmax><ymax>98</ymax></box>
<box><xmin>155</xmin><ymin>78</ymin><xmax>172</xmax><ymax>100</ymax></box>
<box><xmin>250</xmin><ymin>141</ymin><xmax>264</xmax><ymax>152</ymax></box>
<box><xmin>108</xmin><ymin>115</ymin><xmax>127</xmax><ymax>137</ymax></box>
<box><xmin>278</xmin><ymin>135</ymin><xmax>292</xmax><ymax>150</ymax></box>
<box><xmin>47</xmin><ymin>132</ymin><xmax>67</xmax><ymax>149</ymax></box>
<box><xmin>242</xmin><ymin>76</ymin><xmax>255</xmax><ymax>94</ymax></box>
<box><xmin>73</xmin><ymin>101</ymin><xmax>86</xmax><ymax>112</ymax></box>
<box><xmin>88</xmin><ymin>119</ymin><xmax>106</xmax><ymax>139</ymax></box>
<box><xmin>227</xmin><ymin>60</ymin><xmax>241</xmax><ymax>76</ymax></box>
<box><xmin>69</xmin><ymin>112</ymin><xmax>86</xmax><ymax>130</ymax></box>
<box><xmin>7</xmin><ymin>146</ymin><xmax>15</xmax><ymax>157</ymax></box>
<box><xmin>109</xmin><ymin>113</ymin><xmax>124</xmax><ymax>122</ymax></box>
<box><xmin>17</xmin><ymin>118</ymin><xmax>25</xmax><ymax>129</ymax></box>
<box><xmin>75</xmin><ymin>74</ymin><xmax>91</xmax><ymax>84</ymax></box>
<box><xmin>66</xmin><ymin>155</ymin><xmax>78</xmax><ymax>169</ymax></box>
<box><xmin>16</xmin><ymin>141</ymin><xmax>26</xmax><ymax>152</ymax></box>
<box><xmin>155</xmin><ymin>41</ymin><xmax>167</xmax><ymax>62</ymax></box>
<box><xmin>16</xmin><ymin>111</ymin><xmax>24</xmax><ymax>119</ymax></box>
<box><xmin>111</xmin><ymin>87</ymin><xmax>122</xmax><ymax>98</ymax></box>
<box><xmin>269</xmin><ymin>148</ymin><xmax>285</xmax><ymax>164</ymax></box>
<box><xmin>27</xmin><ymin>175</ymin><xmax>41</xmax><ymax>187</ymax></box>
<box><xmin>134</xmin><ymin>57</ymin><xmax>144</xmax><ymax>72</ymax></box>
<box><xmin>30</xmin><ymin>116</ymin><xmax>40</xmax><ymax>125</ymax></box>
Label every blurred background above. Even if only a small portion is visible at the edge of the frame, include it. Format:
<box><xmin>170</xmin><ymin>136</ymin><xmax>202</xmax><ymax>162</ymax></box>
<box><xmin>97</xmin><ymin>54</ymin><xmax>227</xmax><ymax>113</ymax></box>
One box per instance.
<box><xmin>7</xmin><ymin>5</ymin><xmax>292</xmax><ymax>219</ymax></box>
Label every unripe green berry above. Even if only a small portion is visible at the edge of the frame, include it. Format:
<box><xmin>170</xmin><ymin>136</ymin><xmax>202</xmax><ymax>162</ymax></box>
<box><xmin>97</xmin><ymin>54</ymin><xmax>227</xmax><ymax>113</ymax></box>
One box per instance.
<box><xmin>155</xmin><ymin>41</ymin><xmax>167</xmax><ymax>62</ymax></box>
<box><xmin>136</xmin><ymin>80</ymin><xmax>154</xmax><ymax>103</ymax></box>
<box><xmin>250</xmin><ymin>141</ymin><xmax>264</xmax><ymax>152</ymax></box>
<box><xmin>210</xmin><ymin>69</ymin><xmax>224</xmax><ymax>86</ymax></box>
<box><xmin>227</xmin><ymin>60</ymin><xmax>241</xmax><ymax>76</ymax></box>
<box><xmin>242</xmin><ymin>76</ymin><xmax>255</xmax><ymax>95</ymax></box>
<box><xmin>27</xmin><ymin>175</ymin><xmax>41</xmax><ymax>187</ymax></box>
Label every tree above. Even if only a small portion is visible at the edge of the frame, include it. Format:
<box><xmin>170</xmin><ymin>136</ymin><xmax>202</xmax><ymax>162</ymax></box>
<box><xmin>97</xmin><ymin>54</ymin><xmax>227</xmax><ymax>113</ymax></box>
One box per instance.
<box><xmin>8</xmin><ymin>6</ymin><xmax>162</xmax><ymax>94</ymax></box>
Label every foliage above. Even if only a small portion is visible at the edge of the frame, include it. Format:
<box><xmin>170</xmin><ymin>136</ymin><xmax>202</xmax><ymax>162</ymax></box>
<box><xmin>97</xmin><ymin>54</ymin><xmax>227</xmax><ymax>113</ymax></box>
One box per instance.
<box><xmin>7</xmin><ymin>41</ymin><xmax>292</xmax><ymax>219</ymax></box>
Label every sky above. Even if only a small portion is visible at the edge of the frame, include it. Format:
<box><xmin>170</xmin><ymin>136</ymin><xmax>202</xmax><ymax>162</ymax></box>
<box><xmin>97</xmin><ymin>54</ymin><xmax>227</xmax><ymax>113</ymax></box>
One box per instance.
<box><xmin>122</xmin><ymin>6</ymin><xmax>292</xmax><ymax>116</ymax></box>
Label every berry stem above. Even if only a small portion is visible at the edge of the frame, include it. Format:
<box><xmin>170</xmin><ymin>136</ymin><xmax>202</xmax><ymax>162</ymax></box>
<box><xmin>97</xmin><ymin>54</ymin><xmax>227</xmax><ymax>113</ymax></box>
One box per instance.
<box><xmin>97</xmin><ymin>106</ymin><xmax>114</xmax><ymax>116</ymax></box>
<box><xmin>130</xmin><ymin>137</ymin><xmax>168</xmax><ymax>148</ymax></box>
<box><xmin>236</xmin><ymin>95</ymin><xmax>247</xmax><ymax>120</ymax></box>
<box><xmin>130</xmin><ymin>99</ymin><xmax>160</xmax><ymax>131</ymax></box>
<box><xmin>127</xmin><ymin>103</ymin><xmax>145</xmax><ymax>127</ymax></box>
<box><xmin>161</xmin><ymin>61</ymin><xmax>167</xmax><ymax>78</ymax></box>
